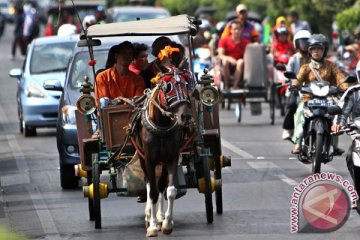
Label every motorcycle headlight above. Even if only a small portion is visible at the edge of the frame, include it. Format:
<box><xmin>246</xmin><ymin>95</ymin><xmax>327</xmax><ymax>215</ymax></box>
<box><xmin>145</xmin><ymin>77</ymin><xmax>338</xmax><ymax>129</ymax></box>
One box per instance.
<box><xmin>62</xmin><ymin>105</ymin><xmax>77</xmax><ymax>125</ymax></box>
<box><xmin>310</xmin><ymin>84</ymin><xmax>329</xmax><ymax>97</ymax></box>
<box><xmin>200</xmin><ymin>86</ymin><xmax>219</xmax><ymax>106</ymax></box>
<box><xmin>25</xmin><ymin>83</ymin><xmax>46</xmax><ymax>98</ymax></box>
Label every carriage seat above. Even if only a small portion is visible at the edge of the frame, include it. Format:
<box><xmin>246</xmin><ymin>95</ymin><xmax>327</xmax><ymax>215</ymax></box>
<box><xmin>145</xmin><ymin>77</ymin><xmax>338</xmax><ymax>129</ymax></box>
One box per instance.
<box><xmin>243</xmin><ymin>43</ymin><xmax>268</xmax><ymax>89</ymax></box>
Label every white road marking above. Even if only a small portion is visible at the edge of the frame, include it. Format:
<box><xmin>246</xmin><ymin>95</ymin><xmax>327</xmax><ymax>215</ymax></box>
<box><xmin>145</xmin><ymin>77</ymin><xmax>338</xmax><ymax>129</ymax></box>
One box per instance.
<box><xmin>221</xmin><ymin>138</ymin><xmax>254</xmax><ymax>159</ymax></box>
<box><xmin>247</xmin><ymin>161</ymin><xmax>279</xmax><ymax>169</ymax></box>
<box><xmin>276</xmin><ymin>174</ymin><xmax>298</xmax><ymax>186</ymax></box>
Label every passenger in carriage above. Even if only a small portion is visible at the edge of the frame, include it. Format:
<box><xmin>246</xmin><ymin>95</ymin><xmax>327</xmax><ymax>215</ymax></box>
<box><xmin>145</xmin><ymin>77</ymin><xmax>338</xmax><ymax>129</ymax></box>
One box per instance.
<box><xmin>140</xmin><ymin>36</ymin><xmax>172</xmax><ymax>88</ymax></box>
<box><xmin>129</xmin><ymin>43</ymin><xmax>149</xmax><ymax>75</ymax></box>
<box><xmin>218</xmin><ymin>20</ymin><xmax>251</xmax><ymax>90</ymax></box>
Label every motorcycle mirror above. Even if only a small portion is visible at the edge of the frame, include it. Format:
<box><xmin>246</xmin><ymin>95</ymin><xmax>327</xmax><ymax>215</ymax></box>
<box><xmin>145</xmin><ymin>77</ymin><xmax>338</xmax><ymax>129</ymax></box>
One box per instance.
<box><xmin>327</xmin><ymin>105</ymin><xmax>342</xmax><ymax>115</ymax></box>
<box><xmin>275</xmin><ymin>64</ymin><xmax>286</xmax><ymax>71</ymax></box>
<box><xmin>284</xmin><ymin>71</ymin><xmax>296</xmax><ymax>79</ymax></box>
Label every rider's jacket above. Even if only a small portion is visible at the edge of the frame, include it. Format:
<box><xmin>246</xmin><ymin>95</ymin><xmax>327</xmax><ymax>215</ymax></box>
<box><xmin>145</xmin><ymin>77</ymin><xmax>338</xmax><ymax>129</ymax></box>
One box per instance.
<box><xmin>294</xmin><ymin>60</ymin><xmax>348</xmax><ymax>102</ymax></box>
<box><xmin>338</xmin><ymin>85</ymin><xmax>360</xmax><ymax>126</ymax></box>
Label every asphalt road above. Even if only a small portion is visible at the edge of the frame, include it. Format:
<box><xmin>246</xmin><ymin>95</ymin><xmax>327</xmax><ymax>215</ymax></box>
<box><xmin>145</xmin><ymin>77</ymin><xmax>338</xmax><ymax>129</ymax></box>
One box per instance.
<box><xmin>0</xmin><ymin>24</ymin><xmax>359</xmax><ymax>240</ymax></box>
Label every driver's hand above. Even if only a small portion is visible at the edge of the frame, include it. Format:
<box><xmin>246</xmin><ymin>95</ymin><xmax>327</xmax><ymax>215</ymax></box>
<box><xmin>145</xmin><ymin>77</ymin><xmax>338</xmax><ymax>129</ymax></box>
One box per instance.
<box><xmin>331</xmin><ymin>124</ymin><xmax>342</xmax><ymax>134</ymax></box>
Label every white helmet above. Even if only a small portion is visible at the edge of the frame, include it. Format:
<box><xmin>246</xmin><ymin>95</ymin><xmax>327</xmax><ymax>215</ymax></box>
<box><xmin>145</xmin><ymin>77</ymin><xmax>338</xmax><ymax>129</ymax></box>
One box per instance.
<box><xmin>293</xmin><ymin>30</ymin><xmax>311</xmax><ymax>48</ymax></box>
<box><xmin>82</xmin><ymin>15</ymin><xmax>96</xmax><ymax>30</ymax></box>
<box><xmin>356</xmin><ymin>59</ymin><xmax>360</xmax><ymax>83</ymax></box>
<box><xmin>57</xmin><ymin>24</ymin><xmax>77</xmax><ymax>36</ymax></box>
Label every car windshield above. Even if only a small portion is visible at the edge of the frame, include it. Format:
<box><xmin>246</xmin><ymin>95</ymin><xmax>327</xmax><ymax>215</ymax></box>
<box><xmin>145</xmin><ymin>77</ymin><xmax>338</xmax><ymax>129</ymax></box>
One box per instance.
<box><xmin>30</xmin><ymin>42</ymin><xmax>75</xmax><ymax>74</ymax></box>
<box><xmin>115</xmin><ymin>12</ymin><xmax>169</xmax><ymax>22</ymax></box>
<box><xmin>70</xmin><ymin>50</ymin><xmax>108</xmax><ymax>89</ymax></box>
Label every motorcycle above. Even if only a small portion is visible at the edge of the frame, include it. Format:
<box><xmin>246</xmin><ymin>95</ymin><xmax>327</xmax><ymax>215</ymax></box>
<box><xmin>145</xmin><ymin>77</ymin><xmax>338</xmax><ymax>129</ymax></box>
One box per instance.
<box><xmin>285</xmin><ymin>72</ymin><xmax>354</xmax><ymax>173</ymax></box>
<box><xmin>273</xmin><ymin>55</ymin><xmax>291</xmax><ymax>116</ymax></box>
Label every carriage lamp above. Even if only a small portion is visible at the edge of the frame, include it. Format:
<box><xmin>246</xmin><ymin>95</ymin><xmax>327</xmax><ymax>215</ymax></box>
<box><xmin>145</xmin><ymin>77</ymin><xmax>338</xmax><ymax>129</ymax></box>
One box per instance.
<box><xmin>200</xmin><ymin>86</ymin><xmax>219</xmax><ymax>106</ymax></box>
<box><xmin>77</xmin><ymin>95</ymin><xmax>96</xmax><ymax>115</ymax></box>
<box><xmin>83</xmin><ymin>183</ymin><xmax>109</xmax><ymax>199</ymax></box>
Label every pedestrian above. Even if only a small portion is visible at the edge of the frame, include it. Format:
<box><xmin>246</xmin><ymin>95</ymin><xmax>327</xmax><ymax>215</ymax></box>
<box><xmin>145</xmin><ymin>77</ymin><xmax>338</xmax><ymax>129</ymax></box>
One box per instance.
<box><xmin>287</xmin><ymin>11</ymin><xmax>311</xmax><ymax>35</ymax></box>
<box><xmin>11</xmin><ymin>4</ymin><xmax>25</xmax><ymax>60</ymax></box>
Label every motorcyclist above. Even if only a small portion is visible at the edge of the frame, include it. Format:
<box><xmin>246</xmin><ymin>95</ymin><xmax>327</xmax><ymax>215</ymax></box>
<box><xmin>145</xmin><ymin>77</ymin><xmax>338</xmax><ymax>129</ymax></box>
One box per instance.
<box><xmin>272</xmin><ymin>26</ymin><xmax>294</xmax><ymax>65</ymax></box>
<box><xmin>282</xmin><ymin>30</ymin><xmax>311</xmax><ymax>141</ymax></box>
<box><xmin>291</xmin><ymin>34</ymin><xmax>348</xmax><ymax>155</ymax></box>
<box><xmin>331</xmin><ymin>59</ymin><xmax>360</xmax><ymax>213</ymax></box>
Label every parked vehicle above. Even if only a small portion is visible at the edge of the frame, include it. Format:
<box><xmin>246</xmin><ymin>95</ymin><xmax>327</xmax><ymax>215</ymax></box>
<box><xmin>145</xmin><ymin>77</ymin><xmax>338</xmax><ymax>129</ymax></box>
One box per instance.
<box><xmin>106</xmin><ymin>5</ymin><xmax>170</xmax><ymax>23</ymax></box>
<box><xmin>286</xmin><ymin>71</ymin><xmax>355</xmax><ymax>173</ymax></box>
<box><xmin>9</xmin><ymin>34</ymin><xmax>78</xmax><ymax>137</ymax></box>
<box><xmin>0</xmin><ymin>0</ymin><xmax>15</xmax><ymax>23</ymax></box>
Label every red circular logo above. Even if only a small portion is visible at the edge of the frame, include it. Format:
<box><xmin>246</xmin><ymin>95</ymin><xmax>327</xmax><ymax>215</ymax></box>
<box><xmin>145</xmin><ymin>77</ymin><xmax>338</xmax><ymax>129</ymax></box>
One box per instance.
<box><xmin>300</xmin><ymin>182</ymin><xmax>350</xmax><ymax>232</ymax></box>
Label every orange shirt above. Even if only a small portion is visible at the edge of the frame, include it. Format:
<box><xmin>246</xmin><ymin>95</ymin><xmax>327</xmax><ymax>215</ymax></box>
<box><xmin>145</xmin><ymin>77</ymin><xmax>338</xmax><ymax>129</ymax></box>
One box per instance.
<box><xmin>94</xmin><ymin>66</ymin><xmax>145</xmax><ymax>103</ymax></box>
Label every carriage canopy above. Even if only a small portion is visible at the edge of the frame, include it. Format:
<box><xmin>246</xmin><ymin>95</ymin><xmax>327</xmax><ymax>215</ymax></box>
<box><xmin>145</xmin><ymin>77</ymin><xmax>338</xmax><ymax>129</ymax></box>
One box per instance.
<box><xmin>84</xmin><ymin>14</ymin><xmax>199</xmax><ymax>38</ymax></box>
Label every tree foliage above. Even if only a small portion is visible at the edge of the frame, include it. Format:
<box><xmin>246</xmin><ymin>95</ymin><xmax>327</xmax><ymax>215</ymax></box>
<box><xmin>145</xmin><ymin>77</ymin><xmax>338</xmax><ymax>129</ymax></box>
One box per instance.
<box><xmin>336</xmin><ymin>4</ymin><xmax>360</xmax><ymax>33</ymax></box>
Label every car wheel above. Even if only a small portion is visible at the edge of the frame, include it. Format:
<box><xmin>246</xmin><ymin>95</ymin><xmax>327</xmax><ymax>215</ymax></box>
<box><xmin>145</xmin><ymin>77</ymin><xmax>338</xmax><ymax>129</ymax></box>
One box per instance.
<box><xmin>60</xmin><ymin>163</ymin><xmax>79</xmax><ymax>189</ymax></box>
<box><xmin>23</xmin><ymin>123</ymin><xmax>36</xmax><ymax>137</ymax></box>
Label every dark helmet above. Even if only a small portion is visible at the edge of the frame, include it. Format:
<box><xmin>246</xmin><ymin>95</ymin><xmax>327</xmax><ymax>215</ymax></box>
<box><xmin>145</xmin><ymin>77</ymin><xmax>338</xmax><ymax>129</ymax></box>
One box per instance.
<box><xmin>308</xmin><ymin>34</ymin><xmax>329</xmax><ymax>60</ymax></box>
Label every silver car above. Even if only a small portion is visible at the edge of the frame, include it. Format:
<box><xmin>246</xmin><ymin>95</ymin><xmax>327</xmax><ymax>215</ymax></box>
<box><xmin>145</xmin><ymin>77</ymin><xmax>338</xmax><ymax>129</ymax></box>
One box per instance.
<box><xmin>9</xmin><ymin>34</ymin><xmax>78</xmax><ymax>137</ymax></box>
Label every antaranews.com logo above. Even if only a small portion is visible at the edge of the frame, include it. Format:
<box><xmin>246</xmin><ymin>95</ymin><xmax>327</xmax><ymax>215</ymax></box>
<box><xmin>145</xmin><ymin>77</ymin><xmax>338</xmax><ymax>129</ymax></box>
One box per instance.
<box><xmin>290</xmin><ymin>172</ymin><xmax>358</xmax><ymax>233</ymax></box>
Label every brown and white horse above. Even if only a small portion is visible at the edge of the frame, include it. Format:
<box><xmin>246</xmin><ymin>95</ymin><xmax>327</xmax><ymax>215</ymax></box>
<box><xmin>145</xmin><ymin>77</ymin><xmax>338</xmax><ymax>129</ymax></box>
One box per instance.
<box><xmin>133</xmin><ymin>69</ymin><xmax>193</xmax><ymax>237</ymax></box>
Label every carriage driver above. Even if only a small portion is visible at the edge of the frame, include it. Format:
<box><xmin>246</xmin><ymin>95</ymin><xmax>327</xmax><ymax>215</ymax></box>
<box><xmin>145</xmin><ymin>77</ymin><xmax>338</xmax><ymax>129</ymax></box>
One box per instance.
<box><xmin>94</xmin><ymin>41</ymin><xmax>146</xmax><ymax>104</ymax></box>
<box><xmin>92</xmin><ymin>41</ymin><xmax>146</xmax><ymax>139</ymax></box>
<box><xmin>218</xmin><ymin>20</ymin><xmax>251</xmax><ymax>90</ymax></box>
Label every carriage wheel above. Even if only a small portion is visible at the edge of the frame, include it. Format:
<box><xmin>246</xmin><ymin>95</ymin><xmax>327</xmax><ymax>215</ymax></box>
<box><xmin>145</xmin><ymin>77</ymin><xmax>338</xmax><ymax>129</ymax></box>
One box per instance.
<box><xmin>269</xmin><ymin>84</ymin><xmax>276</xmax><ymax>125</ymax></box>
<box><xmin>92</xmin><ymin>153</ymin><xmax>102</xmax><ymax>229</ymax></box>
<box><xmin>235</xmin><ymin>102</ymin><xmax>242</xmax><ymax>123</ymax></box>
<box><xmin>227</xmin><ymin>98</ymin><xmax>231</xmax><ymax>110</ymax></box>
<box><xmin>201</xmin><ymin>148</ymin><xmax>213</xmax><ymax>223</ymax></box>
<box><xmin>87</xmin><ymin>170</ymin><xmax>94</xmax><ymax>221</ymax></box>
<box><xmin>214</xmin><ymin>156</ymin><xmax>223</xmax><ymax>214</ymax></box>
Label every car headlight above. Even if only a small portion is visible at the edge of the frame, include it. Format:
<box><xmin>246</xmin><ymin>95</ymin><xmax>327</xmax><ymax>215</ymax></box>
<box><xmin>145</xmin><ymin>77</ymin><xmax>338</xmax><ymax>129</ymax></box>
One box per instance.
<box><xmin>25</xmin><ymin>83</ymin><xmax>46</xmax><ymax>98</ymax></box>
<box><xmin>62</xmin><ymin>105</ymin><xmax>77</xmax><ymax>125</ymax></box>
<box><xmin>310</xmin><ymin>84</ymin><xmax>329</xmax><ymax>97</ymax></box>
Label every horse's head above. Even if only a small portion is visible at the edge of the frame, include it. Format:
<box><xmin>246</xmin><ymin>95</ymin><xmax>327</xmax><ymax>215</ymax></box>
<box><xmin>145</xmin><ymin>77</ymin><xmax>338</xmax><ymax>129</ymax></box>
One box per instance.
<box><xmin>157</xmin><ymin>70</ymin><xmax>192</xmax><ymax>127</ymax></box>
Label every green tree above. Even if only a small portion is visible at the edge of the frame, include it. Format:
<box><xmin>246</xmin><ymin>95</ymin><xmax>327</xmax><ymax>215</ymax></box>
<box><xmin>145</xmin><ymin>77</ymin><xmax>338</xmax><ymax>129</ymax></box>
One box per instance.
<box><xmin>336</xmin><ymin>4</ymin><xmax>360</xmax><ymax>33</ymax></box>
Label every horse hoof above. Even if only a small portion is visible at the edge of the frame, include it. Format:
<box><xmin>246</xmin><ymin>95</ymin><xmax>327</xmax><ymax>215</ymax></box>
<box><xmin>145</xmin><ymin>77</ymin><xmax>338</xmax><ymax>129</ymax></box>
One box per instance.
<box><xmin>146</xmin><ymin>228</ymin><xmax>158</xmax><ymax>237</ymax></box>
<box><xmin>161</xmin><ymin>227</ymin><xmax>173</xmax><ymax>235</ymax></box>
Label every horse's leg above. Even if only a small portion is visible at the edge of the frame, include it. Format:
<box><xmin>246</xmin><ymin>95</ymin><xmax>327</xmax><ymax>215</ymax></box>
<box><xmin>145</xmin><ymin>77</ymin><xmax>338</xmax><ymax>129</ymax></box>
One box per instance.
<box><xmin>161</xmin><ymin>158</ymin><xmax>178</xmax><ymax>235</ymax></box>
<box><xmin>156</xmin><ymin>165</ymin><xmax>168</xmax><ymax>227</ymax></box>
<box><xmin>144</xmin><ymin>182</ymin><xmax>151</xmax><ymax>229</ymax></box>
<box><xmin>146</xmin><ymin>163</ymin><xmax>159</xmax><ymax>237</ymax></box>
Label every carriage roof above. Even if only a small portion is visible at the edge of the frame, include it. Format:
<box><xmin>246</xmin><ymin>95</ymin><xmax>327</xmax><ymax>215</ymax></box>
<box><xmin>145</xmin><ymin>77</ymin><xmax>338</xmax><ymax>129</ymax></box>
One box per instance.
<box><xmin>84</xmin><ymin>15</ymin><xmax>198</xmax><ymax>38</ymax></box>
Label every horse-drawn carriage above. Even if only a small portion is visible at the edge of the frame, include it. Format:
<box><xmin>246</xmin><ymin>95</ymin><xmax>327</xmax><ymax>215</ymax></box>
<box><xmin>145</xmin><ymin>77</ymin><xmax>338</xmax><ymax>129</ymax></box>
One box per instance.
<box><xmin>214</xmin><ymin>43</ymin><xmax>277</xmax><ymax>124</ymax></box>
<box><xmin>74</xmin><ymin>15</ymin><xmax>231</xmax><ymax>237</ymax></box>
